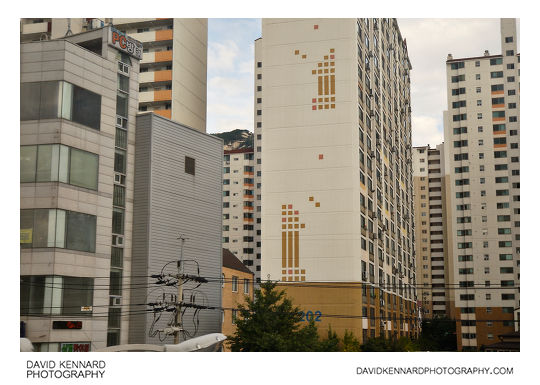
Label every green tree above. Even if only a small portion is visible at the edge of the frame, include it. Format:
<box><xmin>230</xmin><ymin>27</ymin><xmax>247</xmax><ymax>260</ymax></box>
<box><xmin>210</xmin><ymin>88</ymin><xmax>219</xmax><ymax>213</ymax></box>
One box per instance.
<box><xmin>227</xmin><ymin>281</ymin><xmax>320</xmax><ymax>351</ymax></box>
<box><xmin>341</xmin><ymin>330</ymin><xmax>362</xmax><ymax>352</ymax></box>
<box><xmin>417</xmin><ymin>316</ymin><xmax>457</xmax><ymax>351</ymax></box>
<box><xmin>317</xmin><ymin>327</ymin><xmax>340</xmax><ymax>352</ymax></box>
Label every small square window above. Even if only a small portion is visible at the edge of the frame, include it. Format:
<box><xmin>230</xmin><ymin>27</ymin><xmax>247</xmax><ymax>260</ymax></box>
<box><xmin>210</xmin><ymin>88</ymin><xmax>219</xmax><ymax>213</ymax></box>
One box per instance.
<box><xmin>476</xmin><ymin>87</ymin><xmax>481</xmax><ymax>93</ymax></box>
<box><xmin>478</xmin><ymin>126</ymin><xmax>483</xmax><ymax>132</ymax></box>
<box><xmin>479</xmin><ymin>153</ymin><xmax>484</xmax><ymax>159</ymax></box>
<box><xmin>476</xmin><ymin>74</ymin><xmax>481</xmax><ymax>80</ymax></box>
<box><xmin>185</xmin><ymin>156</ymin><xmax>195</xmax><ymax>175</ymax></box>
<box><xmin>475</xmin><ymin>61</ymin><xmax>480</xmax><ymax>67</ymax></box>
<box><xmin>477</xmin><ymin>100</ymin><xmax>482</xmax><ymax>106</ymax></box>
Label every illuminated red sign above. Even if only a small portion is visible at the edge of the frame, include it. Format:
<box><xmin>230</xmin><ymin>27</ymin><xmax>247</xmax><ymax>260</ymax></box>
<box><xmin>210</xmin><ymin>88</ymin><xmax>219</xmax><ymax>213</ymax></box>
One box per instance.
<box><xmin>52</xmin><ymin>321</ymin><xmax>83</xmax><ymax>330</ymax></box>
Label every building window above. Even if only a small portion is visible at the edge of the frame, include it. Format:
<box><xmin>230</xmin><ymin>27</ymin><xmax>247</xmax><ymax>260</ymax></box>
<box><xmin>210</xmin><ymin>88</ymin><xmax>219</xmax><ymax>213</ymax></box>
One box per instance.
<box><xmin>244</xmin><ymin>279</ymin><xmax>249</xmax><ymax>294</ymax></box>
<box><xmin>21</xmin><ymin>81</ymin><xmax>102</xmax><ymax>130</ymax></box>
<box><xmin>20</xmin><ymin>209</ymin><xmax>96</xmax><ymax>253</ymax></box>
<box><xmin>232</xmin><ymin>309</ymin><xmax>238</xmax><ymax>324</ymax></box>
<box><xmin>185</xmin><ymin>156</ymin><xmax>195</xmax><ymax>175</ymax></box>
<box><xmin>20</xmin><ymin>144</ymin><xmax>99</xmax><ymax>190</ymax></box>
<box><xmin>232</xmin><ymin>276</ymin><xmax>238</xmax><ymax>292</ymax></box>
<box><xmin>20</xmin><ymin>275</ymin><xmax>94</xmax><ymax>316</ymax></box>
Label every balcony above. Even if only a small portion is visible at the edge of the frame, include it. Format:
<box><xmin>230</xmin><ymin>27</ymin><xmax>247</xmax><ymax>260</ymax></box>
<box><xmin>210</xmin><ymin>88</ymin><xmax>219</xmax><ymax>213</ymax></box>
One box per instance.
<box><xmin>21</xmin><ymin>21</ymin><xmax>49</xmax><ymax>36</ymax></box>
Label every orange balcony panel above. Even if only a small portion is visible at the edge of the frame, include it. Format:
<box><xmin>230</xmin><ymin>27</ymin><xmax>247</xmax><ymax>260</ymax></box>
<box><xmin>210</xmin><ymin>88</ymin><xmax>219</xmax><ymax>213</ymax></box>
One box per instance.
<box><xmin>154</xmin><ymin>109</ymin><xmax>171</xmax><ymax>119</ymax></box>
<box><xmin>154</xmin><ymin>90</ymin><xmax>172</xmax><ymax>102</ymax></box>
<box><xmin>243</xmin><ymin>195</ymin><xmax>254</xmax><ymax>199</ymax></box>
<box><xmin>244</xmin><ymin>172</ymin><xmax>254</xmax><ymax>176</ymax></box>
<box><xmin>156</xmin><ymin>29</ymin><xmax>173</xmax><ymax>41</ymax></box>
<box><xmin>244</xmin><ymin>206</ymin><xmax>254</xmax><ymax>211</ymax></box>
<box><xmin>243</xmin><ymin>218</ymin><xmax>254</xmax><ymax>222</ymax></box>
<box><xmin>154</xmin><ymin>70</ymin><xmax>172</xmax><ymax>82</ymax></box>
<box><xmin>491</xmin><ymin>90</ymin><xmax>504</xmax><ymax>95</ymax></box>
<box><xmin>155</xmin><ymin>50</ymin><xmax>173</xmax><ymax>62</ymax></box>
<box><xmin>493</xmin><ymin>130</ymin><xmax>506</xmax><ymax>135</ymax></box>
<box><xmin>493</xmin><ymin>117</ymin><xmax>506</xmax><ymax>122</ymax></box>
<box><xmin>494</xmin><ymin>143</ymin><xmax>507</xmax><ymax>148</ymax></box>
<box><xmin>243</xmin><ymin>184</ymin><xmax>254</xmax><ymax>187</ymax></box>
<box><xmin>492</xmin><ymin>104</ymin><xmax>505</xmax><ymax>109</ymax></box>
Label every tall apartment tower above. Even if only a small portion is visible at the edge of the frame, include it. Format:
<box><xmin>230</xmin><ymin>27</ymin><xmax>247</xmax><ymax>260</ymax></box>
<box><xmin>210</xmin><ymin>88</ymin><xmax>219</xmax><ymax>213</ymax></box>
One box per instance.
<box><xmin>222</xmin><ymin>148</ymin><xmax>260</xmax><ymax>277</ymax></box>
<box><xmin>260</xmin><ymin>19</ymin><xmax>418</xmax><ymax>341</ymax></box>
<box><xmin>413</xmin><ymin>144</ymin><xmax>450</xmax><ymax>319</ymax></box>
<box><xmin>444</xmin><ymin>18</ymin><xmax>520</xmax><ymax>351</ymax></box>
<box><xmin>20</xmin><ymin>27</ymin><xmax>141</xmax><ymax>351</ymax></box>
<box><xmin>21</xmin><ymin>18</ymin><xmax>208</xmax><ymax>132</ymax></box>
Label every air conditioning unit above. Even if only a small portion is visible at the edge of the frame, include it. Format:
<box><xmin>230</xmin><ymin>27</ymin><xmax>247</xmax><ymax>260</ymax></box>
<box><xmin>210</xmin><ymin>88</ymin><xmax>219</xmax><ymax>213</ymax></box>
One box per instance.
<box><xmin>112</xmin><ymin>235</ymin><xmax>124</xmax><ymax>247</ymax></box>
<box><xmin>118</xmin><ymin>62</ymin><xmax>130</xmax><ymax>76</ymax></box>
<box><xmin>114</xmin><ymin>173</ymin><xmax>126</xmax><ymax>185</ymax></box>
<box><xmin>110</xmin><ymin>296</ymin><xmax>122</xmax><ymax>306</ymax></box>
<box><xmin>116</xmin><ymin>115</ymin><xmax>128</xmax><ymax>129</ymax></box>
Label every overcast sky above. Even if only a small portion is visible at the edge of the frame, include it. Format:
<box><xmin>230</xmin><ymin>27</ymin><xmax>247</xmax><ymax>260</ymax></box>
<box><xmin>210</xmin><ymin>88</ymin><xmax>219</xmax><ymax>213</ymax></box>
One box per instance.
<box><xmin>206</xmin><ymin>18</ymin><xmax>520</xmax><ymax>147</ymax></box>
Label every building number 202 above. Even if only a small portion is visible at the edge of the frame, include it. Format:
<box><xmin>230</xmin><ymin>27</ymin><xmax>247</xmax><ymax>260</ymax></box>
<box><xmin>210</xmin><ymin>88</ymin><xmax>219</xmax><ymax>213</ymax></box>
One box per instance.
<box><xmin>299</xmin><ymin>310</ymin><xmax>322</xmax><ymax>322</ymax></box>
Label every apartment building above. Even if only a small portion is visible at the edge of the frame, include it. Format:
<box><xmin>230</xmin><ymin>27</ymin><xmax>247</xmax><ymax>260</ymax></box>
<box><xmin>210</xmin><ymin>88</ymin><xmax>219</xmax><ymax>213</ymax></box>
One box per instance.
<box><xmin>260</xmin><ymin>18</ymin><xmax>418</xmax><ymax>342</ymax></box>
<box><xmin>413</xmin><ymin>144</ymin><xmax>449</xmax><ymax>319</ymax></box>
<box><xmin>129</xmin><ymin>113</ymin><xmax>223</xmax><ymax>345</ymax></box>
<box><xmin>20</xmin><ymin>27</ymin><xmax>141</xmax><ymax>351</ymax></box>
<box><xmin>221</xmin><ymin>248</ymin><xmax>254</xmax><ymax>351</ymax></box>
<box><xmin>21</xmin><ymin>18</ymin><xmax>208</xmax><ymax>132</ymax></box>
<box><xmin>222</xmin><ymin>148</ymin><xmax>260</xmax><ymax>276</ymax></box>
<box><xmin>443</xmin><ymin>18</ymin><xmax>520</xmax><ymax>351</ymax></box>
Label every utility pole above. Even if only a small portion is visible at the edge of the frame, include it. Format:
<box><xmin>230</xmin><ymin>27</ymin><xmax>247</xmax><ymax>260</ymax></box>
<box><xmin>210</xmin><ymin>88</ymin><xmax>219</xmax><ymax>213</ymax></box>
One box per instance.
<box><xmin>174</xmin><ymin>234</ymin><xmax>188</xmax><ymax>344</ymax></box>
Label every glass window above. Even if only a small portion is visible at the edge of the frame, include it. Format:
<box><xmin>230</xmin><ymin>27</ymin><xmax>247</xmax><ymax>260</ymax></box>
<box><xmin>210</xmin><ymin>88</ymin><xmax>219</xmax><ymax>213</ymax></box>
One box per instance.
<box><xmin>72</xmin><ymin>86</ymin><xmax>101</xmax><ymax>129</ymax></box>
<box><xmin>20</xmin><ymin>145</ymin><xmax>37</xmax><ymax>182</ymax></box>
<box><xmin>20</xmin><ymin>275</ymin><xmax>94</xmax><ymax>316</ymax></box>
<box><xmin>66</xmin><ymin>211</ymin><xmax>96</xmax><ymax>252</ymax></box>
<box><xmin>112</xmin><ymin>208</ymin><xmax>124</xmax><ymax>235</ymax></box>
<box><xmin>38</xmin><ymin>81</ymin><xmax>61</xmax><ymax>119</ymax></box>
<box><xmin>36</xmin><ymin>144</ymin><xmax>60</xmax><ymax>182</ymax></box>
<box><xmin>21</xmin><ymin>144</ymin><xmax>98</xmax><ymax>190</ymax></box>
<box><xmin>20</xmin><ymin>82</ymin><xmax>41</xmax><ymax>120</ymax></box>
<box><xmin>116</xmin><ymin>92</ymin><xmax>129</xmax><ymax>118</ymax></box>
<box><xmin>21</xmin><ymin>81</ymin><xmax>101</xmax><ymax>130</ymax></box>
<box><xmin>117</xmin><ymin>74</ymin><xmax>129</xmax><ymax>93</ymax></box>
<box><xmin>69</xmin><ymin>148</ymin><xmax>98</xmax><ymax>189</ymax></box>
<box><xmin>114</xmin><ymin>149</ymin><xmax>126</xmax><ymax>174</ymax></box>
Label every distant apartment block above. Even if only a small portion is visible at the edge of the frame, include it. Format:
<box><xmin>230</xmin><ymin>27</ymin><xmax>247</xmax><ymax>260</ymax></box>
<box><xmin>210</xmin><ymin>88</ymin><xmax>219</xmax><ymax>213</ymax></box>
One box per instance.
<box><xmin>443</xmin><ymin>18</ymin><xmax>520</xmax><ymax>351</ymax></box>
<box><xmin>413</xmin><ymin>144</ymin><xmax>450</xmax><ymax>319</ymax></box>
<box><xmin>222</xmin><ymin>148</ymin><xmax>261</xmax><ymax>280</ymax></box>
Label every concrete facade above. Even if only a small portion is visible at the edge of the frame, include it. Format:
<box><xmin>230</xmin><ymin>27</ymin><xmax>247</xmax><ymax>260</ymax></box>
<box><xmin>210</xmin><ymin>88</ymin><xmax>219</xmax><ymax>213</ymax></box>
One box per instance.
<box><xmin>20</xmin><ymin>27</ymin><xmax>140</xmax><ymax>351</ymax></box>
<box><xmin>260</xmin><ymin>18</ymin><xmax>418</xmax><ymax>342</ymax></box>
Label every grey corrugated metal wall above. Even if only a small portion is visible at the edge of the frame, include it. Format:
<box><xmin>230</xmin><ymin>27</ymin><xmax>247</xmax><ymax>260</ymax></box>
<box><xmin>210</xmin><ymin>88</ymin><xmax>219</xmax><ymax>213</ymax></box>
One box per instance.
<box><xmin>130</xmin><ymin>113</ymin><xmax>223</xmax><ymax>345</ymax></box>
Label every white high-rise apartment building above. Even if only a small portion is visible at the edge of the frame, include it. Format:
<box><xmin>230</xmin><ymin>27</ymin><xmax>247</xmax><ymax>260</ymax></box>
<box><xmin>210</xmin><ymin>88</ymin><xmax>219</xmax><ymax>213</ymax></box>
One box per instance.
<box><xmin>444</xmin><ymin>18</ymin><xmax>519</xmax><ymax>351</ymax></box>
<box><xmin>222</xmin><ymin>148</ymin><xmax>260</xmax><ymax>279</ymax></box>
<box><xmin>260</xmin><ymin>18</ymin><xmax>418</xmax><ymax>341</ymax></box>
<box><xmin>21</xmin><ymin>18</ymin><xmax>208</xmax><ymax>132</ymax></box>
<box><xmin>413</xmin><ymin>145</ymin><xmax>449</xmax><ymax>319</ymax></box>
